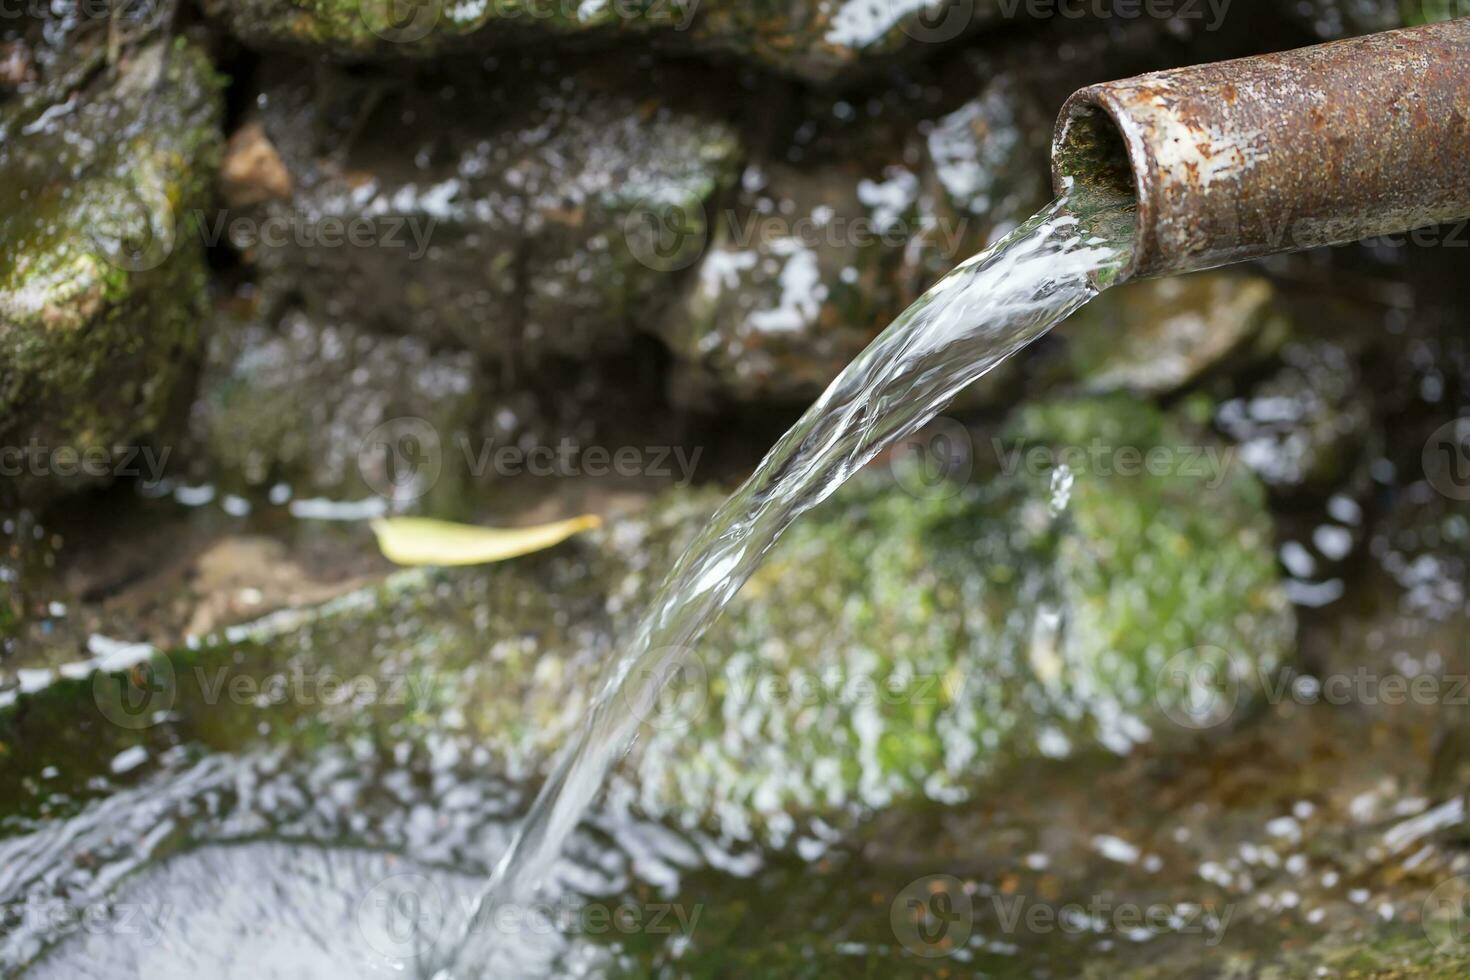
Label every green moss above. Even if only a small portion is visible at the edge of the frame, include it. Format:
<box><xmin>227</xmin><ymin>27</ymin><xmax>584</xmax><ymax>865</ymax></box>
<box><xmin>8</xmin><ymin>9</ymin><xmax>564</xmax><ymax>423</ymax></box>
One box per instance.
<box><xmin>0</xmin><ymin>41</ymin><xmax>224</xmax><ymax>506</ymax></box>
<box><xmin>0</xmin><ymin>397</ymin><xmax>1290</xmax><ymax>838</ymax></box>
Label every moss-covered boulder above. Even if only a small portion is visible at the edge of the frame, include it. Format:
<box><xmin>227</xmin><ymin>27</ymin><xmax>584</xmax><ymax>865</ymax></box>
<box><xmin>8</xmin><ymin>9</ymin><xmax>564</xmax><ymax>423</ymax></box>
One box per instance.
<box><xmin>1057</xmin><ymin>270</ymin><xmax>1289</xmax><ymax>396</ymax></box>
<box><xmin>0</xmin><ymin>40</ymin><xmax>223</xmax><ymax>506</ymax></box>
<box><xmin>204</xmin><ymin>0</ymin><xmax>998</xmax><ymax>85</ymax></box>
<box><xmin>628</xmin><ymin>399</ymin><xmax>1292</xmax><ymax>829</ymax></box>
<box><xmin>0</xmin><ymin>397</ymin><xmax>1290</xmax><ymax>835</ymax></box>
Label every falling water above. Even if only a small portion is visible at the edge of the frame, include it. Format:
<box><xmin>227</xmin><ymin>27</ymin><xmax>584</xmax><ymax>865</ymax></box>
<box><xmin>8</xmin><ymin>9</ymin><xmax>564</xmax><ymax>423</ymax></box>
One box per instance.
<box><xmin>437</xmin><ymin>189</ymin><xmax>1135</xmax><ymax>977</ymax></box>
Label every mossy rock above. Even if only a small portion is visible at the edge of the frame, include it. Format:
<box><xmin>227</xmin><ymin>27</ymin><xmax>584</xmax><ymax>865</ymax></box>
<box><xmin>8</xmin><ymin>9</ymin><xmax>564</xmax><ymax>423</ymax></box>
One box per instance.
<box><xmin>0</xmin><ymin>40</ymin><xmax>224</xmax><ymax>507</ymax></box>
<box><xmin>1059</xmin><ymin>269</ymin><xmax>1290</xmax><ymax>396</ymax></box>
<box><xmin>203</xmin><ymin>0</ymin><xmax>999</xmax><ymax>84</ymax></box>
<box><xmin>0</xmin><ymin>397</ymin><xmax>1290</xmax><ymax>838</ymax></box>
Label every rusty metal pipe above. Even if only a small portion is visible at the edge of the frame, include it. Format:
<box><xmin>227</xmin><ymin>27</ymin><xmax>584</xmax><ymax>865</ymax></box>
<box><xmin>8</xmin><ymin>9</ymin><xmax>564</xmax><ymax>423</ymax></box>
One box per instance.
<box><xmin>1051</xmin><ymin>18</ymin><xmax>1470</xmax><ymax>281</ymax></box>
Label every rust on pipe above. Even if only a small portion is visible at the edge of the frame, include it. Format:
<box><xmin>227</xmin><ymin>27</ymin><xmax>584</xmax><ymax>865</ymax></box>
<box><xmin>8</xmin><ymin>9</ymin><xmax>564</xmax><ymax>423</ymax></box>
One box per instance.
<box><xmin>1051</xmin><ymin>18</ymin><xmax>1470</xmax><ymax>281</ymax></box>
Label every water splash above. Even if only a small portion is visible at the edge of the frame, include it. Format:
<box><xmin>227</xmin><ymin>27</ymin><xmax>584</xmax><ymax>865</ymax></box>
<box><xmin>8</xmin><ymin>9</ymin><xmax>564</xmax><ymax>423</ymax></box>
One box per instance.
<box><xmin>438</xmin><ymin>192</ymin><xmax>1135</xmax><ymax>977</ymax></box>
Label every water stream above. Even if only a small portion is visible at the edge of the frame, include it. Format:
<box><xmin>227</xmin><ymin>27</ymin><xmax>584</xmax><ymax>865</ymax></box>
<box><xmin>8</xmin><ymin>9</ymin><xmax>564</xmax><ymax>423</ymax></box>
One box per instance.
<box><xmin>438</xmin><ymin>190</ymin><xmax>1136</xmax><ymax>977</ymax></box>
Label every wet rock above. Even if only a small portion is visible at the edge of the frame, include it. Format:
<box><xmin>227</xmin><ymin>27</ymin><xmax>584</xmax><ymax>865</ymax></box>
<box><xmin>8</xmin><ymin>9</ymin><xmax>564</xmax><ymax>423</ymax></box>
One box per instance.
<box><xmin>186</xmin><ymin>303</ymin><xmax>486</xmax><ymax>512</ymax></box>
<box><xmin>0</xmin><ymin>0</ymin><xmax>133</xmax><ymax>107</ymax></box>
<box><xmin>204</xmin><ymin>0</ymin><xmax>996</xmax><ymax>85</ymax></box>
<box><xmin>183</xmin><ymin>297</ymin><xmax>695</xmax><ymax>516</ymax></box>
<box><xmin>658</xmin><ymin>53</ymin><xmax>1054</xmax><ymax>406</ymax></box>
<box><xmin>218</xmin><ymin>122</ymin><xmax>292</xmax><ymax>208</ymax></box>
<box><xmin>239</xmin><ymin>57</ymin><xmax>742</xmax><ymax>364</ymax></box>
<box><xmin>0</xmin><ymin>397</ymin><xmax>1290</xmax><ymax>844</ymax></box>
<box><xmin>0</xmin><ymin>40</ymin><xmax>223</xmax><ymax>506</ymax></box>
<box><xmin>627</xmin><ymin>400</ymin><xmax>1291</xmax><ymax>831</ymax></box>
<box><xmin>1214</xmin><ymin>338</ymin><xmax>1375</xmax><ymax>495</ymax></box>
<box><xmin>1060</xmin><ymin>270</ymin><xmax>1289</xmax><ymax>396</ymax></box>
<box><xmin>660</xmin><ymin>161</ymin><xmax>927</xmax><ymax>404</ymax></box>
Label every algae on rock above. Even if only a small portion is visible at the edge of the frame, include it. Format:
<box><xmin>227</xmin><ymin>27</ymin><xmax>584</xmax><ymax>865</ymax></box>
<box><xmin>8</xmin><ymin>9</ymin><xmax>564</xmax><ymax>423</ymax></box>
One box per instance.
<box><xmin>0</xmin><ymin>397</ymin><xmax>1292</xmax><ymax>842</ymax></box>
<box><xmin>0</xmin><ymin>40</ymin><xmax>224</xmax><ymax>506</ymax></box>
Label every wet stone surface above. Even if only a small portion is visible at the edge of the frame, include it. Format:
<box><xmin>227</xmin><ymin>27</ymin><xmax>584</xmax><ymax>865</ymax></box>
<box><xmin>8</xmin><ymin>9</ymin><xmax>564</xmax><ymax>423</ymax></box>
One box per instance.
<box><xmin>0</xmin><ymin>40</ymin><xmax>223</xmax><ymax>507</ymax></box>
<box><xmin>2</xmin><ymin>8</ymin><xmax>1469</xmax><ymax>978</ymax></box>
<box><xmin>204</xmin><ymin>0</ymin><xmax>1001</xmax><ymax>85</ymax></box>
<box><xmin>238</xmin><ymin>55</ymin><xmax>743</xmax><ymax>365</ymax></box>
<box><xmin>0</xmin><ymin>394</ymin><xmax>1301</xmax><ymax>975</ymax></box>
<box><xmin>1059</xmin><ymin>270</ymin><xmax>1289</xmax><ymax>396</ymax></box>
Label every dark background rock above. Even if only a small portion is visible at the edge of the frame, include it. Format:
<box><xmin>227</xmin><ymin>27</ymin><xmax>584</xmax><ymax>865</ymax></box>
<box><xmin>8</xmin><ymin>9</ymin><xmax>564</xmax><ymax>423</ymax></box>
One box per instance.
<box><xmin>239</xmin><ymin>55</ymin><xmax>744</xmax><ymax>365</ymax></box>
<box><xmin>203</xmin><ymin>0</ymin><xmax>1003</xmax><ymax>85</ymax></box>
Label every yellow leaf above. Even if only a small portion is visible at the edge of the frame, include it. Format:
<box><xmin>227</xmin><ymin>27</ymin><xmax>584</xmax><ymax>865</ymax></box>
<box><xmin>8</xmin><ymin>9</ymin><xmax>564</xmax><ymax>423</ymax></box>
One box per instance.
<box><xmin>369</xmin><ymin>514</ymin><xmax>602</xmax><ymax>567</ymax></box>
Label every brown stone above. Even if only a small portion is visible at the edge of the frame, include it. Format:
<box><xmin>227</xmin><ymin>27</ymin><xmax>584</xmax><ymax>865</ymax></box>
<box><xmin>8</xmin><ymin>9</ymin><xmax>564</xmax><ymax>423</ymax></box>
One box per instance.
<box><xmin>219</xmin><ymin>121</ymin><xmax>292</xmax><ymax>208</ymax></box>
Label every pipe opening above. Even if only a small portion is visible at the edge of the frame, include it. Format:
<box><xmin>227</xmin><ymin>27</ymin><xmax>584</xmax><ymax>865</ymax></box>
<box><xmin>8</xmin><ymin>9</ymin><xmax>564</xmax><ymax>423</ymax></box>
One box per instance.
<box><xmin>1053</xmin><ymin>99</ymin><xmax>1137</xmax><ymax>212</ymax></box>
<box><xmin>1052</xmin><ymin>97</ymin><xmax>1141</xmax><ymax>283</ymax></box>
